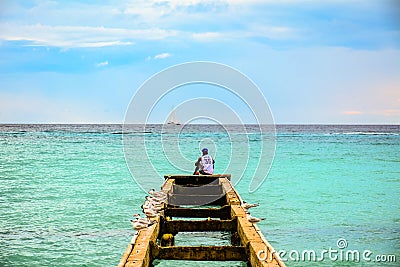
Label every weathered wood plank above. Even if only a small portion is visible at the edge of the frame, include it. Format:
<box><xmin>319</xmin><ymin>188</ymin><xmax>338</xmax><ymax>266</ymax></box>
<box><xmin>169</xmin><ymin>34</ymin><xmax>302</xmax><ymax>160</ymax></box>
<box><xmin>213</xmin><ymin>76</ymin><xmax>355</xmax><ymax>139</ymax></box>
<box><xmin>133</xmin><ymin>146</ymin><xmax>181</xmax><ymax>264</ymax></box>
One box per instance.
<box><xmin>164</xmin><ymin>174</ymin><xmax>230</xmax><ymax>186</ymax></box>
<box><xmin>220</xmin><ymin>178</ymin><xmax>242</xmax><ymax>205</ymax></box>
<box><xmin>235</xmin><ymin>214</ymin><xmax>285</xmax><ymax>267</ymax></box>
<box><xmin>253</xmin><ymin>224</ymin><xmax>285</xmax><ymax>267</ymax></box>
<box><xmin>231</xmin><ymin>204</ymin><xmax>247</xmax><ymax>217</ymax></box>
<box><xmin>164</xmin><ymin>205</ymin><xmax>231</xmax><ymax>219</ymax></box>
<box><xmin>237</xmin><ymin>216</ymin><xmax>260</xmax><ymax>245</ymax></box>
<box><xmin>160</xmin><ymin>178</ymin><xmax>174</xmax><ymax>194</ymax></box>
<box><xmin>164</xmin><ymin>174</ymin><xmax>231</xmax><ymax>180</ymax></box>
<box><xmin>124</xmin><ymin>218</ymin><xmax>160</xmax><ymax>267</ymax></box>
<box><xmin>153</xmin><ymin>245</ymin><xmax>247</xmax><ymax>261</ymax></box>
<box><xmin>161</xmin><ymin>218</ymin><xmax>236</xmax><ymax>233</ymax></box>
<box><xmin>117</xmin><ymin>243</ymin><xmax>133</xmax><ymax>267</ymax></box>
<box><xmin>168</xmin><ymin>193</ymin><xmax>226</xmax><ymax>206</ymax></box>
<box><xmin>248</xmin><ymin>241</ymin><xmax>281</xmax><ymax>267</ymax></box>
<box><xmin>172</xmin><ymin>184</ymin><xmax>223</xmax><ymax>195</ymax></box>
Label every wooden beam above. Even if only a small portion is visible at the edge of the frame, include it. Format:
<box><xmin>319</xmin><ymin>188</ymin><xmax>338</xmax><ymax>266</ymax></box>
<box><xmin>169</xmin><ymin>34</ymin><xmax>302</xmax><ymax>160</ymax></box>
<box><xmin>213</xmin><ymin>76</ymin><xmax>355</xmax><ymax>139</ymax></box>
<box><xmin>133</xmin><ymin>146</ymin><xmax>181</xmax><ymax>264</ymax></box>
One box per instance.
<box><xmin>168</xmin><ymin>194</ymin><xmax>226</xmax><ymax>206</ymax></box>
<box><xmin>152</xmin><ymin>244</ymin><xmax>247</xmax><ymax>261</ymax></box>
<box><xmin>164</xmin><ymin>174</ymin><xmax>231</xmax><ymax>180</ymax></box>
<box><xmin>235</xmin><ymin>211</ymin><xmax>285</xmax><ymax>267</ymax></box>
<box><xmin>160</xmin><ymin>178</ymin><xmax>174</xmax><ymax>194</ymax></box>
<box><xmin>161</xmin><ymin>218</ymin><xmax>236</xmax><ymax>234</ymax></box>
<box><xmin>164</xmin><ymin>174</ymin><xmax>231</xmax><ymax>186</ymax></box>
<box><xmin>248</xmin><ymin>241</ymin><xmax>282</xmax><ymax>267</ymax></box>
<box><xmin>117</xmin><ymin>243</ymin><xmax>133</xmax><ymax>267</ymax></box>
<box><xmin>164</xmin><ymin>205</ymin><xmax>231</xmax><ymax>219</ymax></box>
<box><xmin>220</xmin><ymin>178</ymin><xmax>242</xmax><ymax>205</ymax></box>
<box><xmin>172</xmin><ymin>184</ymin><xmax>223</xmax><ymax>195</ymax></box>
<box><xmin>231</xmin><ymin>204</ymin><xmax>247</xmax><ymax>218</ymax></box>
<box><xmin>124</xmin><ymin>217</ymin><xmax>160</xmax><ymax>267</ymax></box>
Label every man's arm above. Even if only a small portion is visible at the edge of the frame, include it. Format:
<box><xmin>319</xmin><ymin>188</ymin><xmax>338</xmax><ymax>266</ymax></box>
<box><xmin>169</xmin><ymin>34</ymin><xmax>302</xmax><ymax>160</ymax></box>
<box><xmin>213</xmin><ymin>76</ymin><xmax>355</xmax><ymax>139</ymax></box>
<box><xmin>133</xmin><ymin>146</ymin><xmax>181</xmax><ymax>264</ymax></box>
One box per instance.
<box><xmin>195</xmin><ymin>157</ymin><xmax>202</xmax><ymax>166</ymax></box>
<box><xmin>193</xmin><ymin>157</ymin><xmax>202</xmax><ymax>175</ymax></box>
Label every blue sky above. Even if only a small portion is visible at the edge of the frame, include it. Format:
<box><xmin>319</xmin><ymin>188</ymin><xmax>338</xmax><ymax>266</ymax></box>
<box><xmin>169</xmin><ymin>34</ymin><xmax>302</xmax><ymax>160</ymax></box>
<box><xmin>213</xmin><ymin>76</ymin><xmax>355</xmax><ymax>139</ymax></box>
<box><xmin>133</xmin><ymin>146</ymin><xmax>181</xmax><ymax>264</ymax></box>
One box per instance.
<box><xmin>0</xmin><ymin>0</ymin><xmax>399</xmax><ymax>124</ymax></box>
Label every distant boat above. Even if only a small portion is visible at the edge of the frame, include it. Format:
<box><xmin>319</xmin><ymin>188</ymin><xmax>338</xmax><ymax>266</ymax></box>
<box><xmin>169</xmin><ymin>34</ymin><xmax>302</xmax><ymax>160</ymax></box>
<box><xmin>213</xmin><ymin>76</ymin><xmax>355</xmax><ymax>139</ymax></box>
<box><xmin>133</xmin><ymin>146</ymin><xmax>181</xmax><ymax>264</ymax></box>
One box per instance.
<box><xmin>167</xmin><ymin>106</ymin><xmax>181</xmax><ymax>125</ymax></box>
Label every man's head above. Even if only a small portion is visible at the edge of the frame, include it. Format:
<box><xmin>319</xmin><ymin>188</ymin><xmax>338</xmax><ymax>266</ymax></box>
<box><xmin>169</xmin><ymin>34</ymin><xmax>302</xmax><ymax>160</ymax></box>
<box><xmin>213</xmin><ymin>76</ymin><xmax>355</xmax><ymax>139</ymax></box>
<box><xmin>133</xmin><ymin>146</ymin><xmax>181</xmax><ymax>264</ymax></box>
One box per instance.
<box><xmin>202</xmin><ymin>148</ymin><xmax>208</xmax><ymax>155</ymax></box>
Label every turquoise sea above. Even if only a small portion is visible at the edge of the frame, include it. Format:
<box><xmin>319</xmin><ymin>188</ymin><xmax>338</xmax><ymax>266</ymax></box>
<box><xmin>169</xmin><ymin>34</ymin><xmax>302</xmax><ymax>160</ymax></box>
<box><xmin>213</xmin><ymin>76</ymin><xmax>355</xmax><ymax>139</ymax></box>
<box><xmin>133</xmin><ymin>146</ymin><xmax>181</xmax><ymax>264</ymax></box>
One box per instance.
<box><xmin>0</xmin><ymin>124</ymin><xmax>399</xmax><ymax>266</ymax></box>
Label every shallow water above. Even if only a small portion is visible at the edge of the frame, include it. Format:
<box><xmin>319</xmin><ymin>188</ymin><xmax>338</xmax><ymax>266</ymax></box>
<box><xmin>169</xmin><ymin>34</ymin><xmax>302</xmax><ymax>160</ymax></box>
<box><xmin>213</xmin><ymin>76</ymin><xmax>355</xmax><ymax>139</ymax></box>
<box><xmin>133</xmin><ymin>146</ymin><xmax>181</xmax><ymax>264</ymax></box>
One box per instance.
<box><xmin>0</xmin><ymin>124</ymin><xmax>399</xmax><ymax>266</ymax></box>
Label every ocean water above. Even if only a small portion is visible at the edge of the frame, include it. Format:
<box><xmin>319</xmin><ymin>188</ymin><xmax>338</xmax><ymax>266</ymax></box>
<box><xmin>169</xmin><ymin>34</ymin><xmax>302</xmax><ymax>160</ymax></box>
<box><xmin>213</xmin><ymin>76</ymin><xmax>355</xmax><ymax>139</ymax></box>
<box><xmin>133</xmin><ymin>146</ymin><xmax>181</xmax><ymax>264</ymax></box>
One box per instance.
<box><xmin>0</xmin><ymin>124</ymin><xmax>399</xmax><ymax>266</ymax></box>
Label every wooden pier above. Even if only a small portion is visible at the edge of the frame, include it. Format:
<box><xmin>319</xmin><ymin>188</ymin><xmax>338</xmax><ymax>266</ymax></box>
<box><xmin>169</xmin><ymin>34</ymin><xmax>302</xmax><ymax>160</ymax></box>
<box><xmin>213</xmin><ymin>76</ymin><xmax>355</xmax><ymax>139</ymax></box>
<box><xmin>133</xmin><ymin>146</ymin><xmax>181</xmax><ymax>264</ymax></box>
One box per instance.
<box><xmin>118</xmin><ymin>174</ymin><xmax>285</xmax><ymax>267</ymax></box>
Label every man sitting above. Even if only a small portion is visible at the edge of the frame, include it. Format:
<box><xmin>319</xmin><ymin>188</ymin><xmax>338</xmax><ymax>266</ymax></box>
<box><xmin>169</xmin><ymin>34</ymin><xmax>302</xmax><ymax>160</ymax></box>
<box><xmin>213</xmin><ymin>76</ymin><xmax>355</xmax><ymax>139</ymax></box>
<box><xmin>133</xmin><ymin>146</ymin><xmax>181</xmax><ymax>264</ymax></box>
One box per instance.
<box><xmin>193</xmin><ymin>148</ymin><xmax>215</xmax><ymax>175</ymax></box>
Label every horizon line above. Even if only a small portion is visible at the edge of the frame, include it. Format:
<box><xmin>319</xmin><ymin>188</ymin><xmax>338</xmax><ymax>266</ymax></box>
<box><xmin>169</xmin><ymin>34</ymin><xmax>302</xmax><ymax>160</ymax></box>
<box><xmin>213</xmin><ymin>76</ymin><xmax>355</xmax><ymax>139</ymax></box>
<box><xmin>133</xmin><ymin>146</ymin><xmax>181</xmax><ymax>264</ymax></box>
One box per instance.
<box><xmin>0</xmin><ymin>123</ymin><xmax>399</xmax><ymax>126</ymax></box>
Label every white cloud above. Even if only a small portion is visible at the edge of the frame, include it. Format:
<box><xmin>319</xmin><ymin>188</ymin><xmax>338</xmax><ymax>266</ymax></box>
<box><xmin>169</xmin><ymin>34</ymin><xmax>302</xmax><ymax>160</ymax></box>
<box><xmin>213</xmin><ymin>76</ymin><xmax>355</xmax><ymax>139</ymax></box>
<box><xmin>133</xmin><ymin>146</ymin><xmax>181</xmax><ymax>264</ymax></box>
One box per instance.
<box><xmin>0</xmin><ymin>21</ymin><xmax>296</xmax><ymax>48</ymax></box>
<box><xmin>96</xmin><ymin>61</ymin><xmax>109</xmax><ymax>67</ymax></box>
<box><xmin>81</xmin><ymin>41</ymin><xmax>133</xmax><ymax>48</ymax></box>
<box><xmin>146</xmin><ymin>52</ymin><xmax>172</xmax><ymax>60</ymax></box>
<box><xmin>190</xmin><ymin>27</ymin><xmax>296</xmax><ymax>42</ymax></box>
<box><xmin>124</xmin><ymin>0</ymin><xmax>280</xmax><ymax>9</ymax></box>
<box><xmin>154</xmin><ymin>53</ymin><xmax>171</xmax><ymax>59</ymax></box>
<box><xmin>192</xmin><ymin>32</ymin><xmax>222</xmax><ymax>41</ymax></box>
<box><xmin>0</xmin><ymin>23</ymin><xmax>177</xmax><ymax>48</ymax></box>
<box><xmin>1</xmin><ymin>0</ymin><xmax>395</xmax><ymax>51</ymax></box>
<box><xmin>0</xmin><ymin>1</ymin><xmax>301</xmax><ymax>49</ymax></box>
